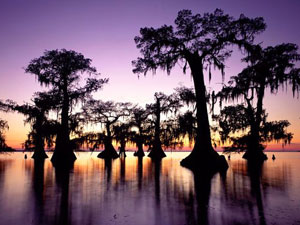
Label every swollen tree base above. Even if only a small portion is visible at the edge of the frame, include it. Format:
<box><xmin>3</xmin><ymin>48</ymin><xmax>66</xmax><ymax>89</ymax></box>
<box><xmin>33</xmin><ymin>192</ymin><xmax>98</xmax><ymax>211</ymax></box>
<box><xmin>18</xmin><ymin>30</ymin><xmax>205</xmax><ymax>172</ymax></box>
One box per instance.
<box><xmin>180</xmin><ymin>148</ymin><xmax>228</xmax><ymax>174</ymax></box>
<box><xmin>98</xmin><ymin>140</ymin><xmax>119</xmax><ymax>159</ymax></box>
<box><xmin>32</xmin><ymin>150</ymin><xmax>48</xmax><ymax>160</ymax></box>
<box><xmin>97</xmin><ymin>150</ymin><xmax>119</xmax><ymax>159</ymax></box>
<box><xmin>242</xmin><ymin>150</ymin><xmax>268</xmax><ymax>162</ymax></box>
<box><xmin>51</xmin><ymin>149</ymin><xmax>77</xmax><ymax>168</ymax></box>
<box><xmin>97</xmin><ymin>146</ymin><xmax>119</xmax><ymax>159</ymax></box>
<box><xmin>148</xmin><ymin>147</ymin><xmax>166</xmax><ymax>160</ymax></box>
<box><xmin>134</xmin><ymin>149</ymin><xmax>145</xmax><ymax>157</ymax></box>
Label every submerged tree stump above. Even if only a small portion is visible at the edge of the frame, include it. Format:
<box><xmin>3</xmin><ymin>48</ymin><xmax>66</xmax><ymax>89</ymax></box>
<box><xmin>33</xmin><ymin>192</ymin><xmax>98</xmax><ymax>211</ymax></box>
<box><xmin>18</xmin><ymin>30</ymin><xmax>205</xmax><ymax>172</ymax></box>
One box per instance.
<box><xmin>242</xmin><ymin>150</ymin><xmax>268</xmax><ymax>162</ymax></box>
<box><xmin>148</xmin><ymin>146</ymin><xmax>166</xmax><ymax>160</ymax></box>
<box><xmin>51</xmin><ymin>148</ymin><xmax>76</xmax><ymax>168</ymax></box>
<box><xmin>181</xmin><ymin>149</ymin><xmax>228</xmax><ymax>174</ymax></box>
<box><xmin>134</xmin><ymin>149</ymin><xmax>145</xmax><ymax>157</ymax></box>
<box><xmin>97</xmin><ymin>142</ymin><xmax>119</xmax><ymax>159</ymax></box>
<box><xmin>32</xmin><ymin>149</ymin><xmax>48</xmax><ymax>160</ymax></box>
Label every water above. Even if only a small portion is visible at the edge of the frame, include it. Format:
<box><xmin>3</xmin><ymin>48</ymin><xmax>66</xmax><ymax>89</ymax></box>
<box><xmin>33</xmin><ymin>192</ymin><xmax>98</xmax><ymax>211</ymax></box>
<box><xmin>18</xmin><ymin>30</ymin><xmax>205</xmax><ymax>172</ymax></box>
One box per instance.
<box><xmin>0</xmin><ymin>152</ymin><xmax>299</xmax><ymax>225</ymax></box>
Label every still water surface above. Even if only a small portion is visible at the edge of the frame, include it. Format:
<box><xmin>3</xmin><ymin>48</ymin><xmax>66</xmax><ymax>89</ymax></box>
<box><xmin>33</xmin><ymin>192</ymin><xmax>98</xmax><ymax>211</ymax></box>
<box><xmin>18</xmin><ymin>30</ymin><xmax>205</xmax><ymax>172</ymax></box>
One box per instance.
<box><xmin>0</xmin><ymin>152</ymin><xmax>299</xmax><ymax>225</ymax></box>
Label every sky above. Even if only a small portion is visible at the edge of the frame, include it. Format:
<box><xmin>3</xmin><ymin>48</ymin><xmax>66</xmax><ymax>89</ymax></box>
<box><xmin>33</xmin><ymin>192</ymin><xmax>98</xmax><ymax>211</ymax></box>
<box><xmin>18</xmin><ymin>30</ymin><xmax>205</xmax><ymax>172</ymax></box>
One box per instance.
<box><xmin>0</xmin><ymin>0</ymin><xmax>300</xmax><ymax>150</ymax></box>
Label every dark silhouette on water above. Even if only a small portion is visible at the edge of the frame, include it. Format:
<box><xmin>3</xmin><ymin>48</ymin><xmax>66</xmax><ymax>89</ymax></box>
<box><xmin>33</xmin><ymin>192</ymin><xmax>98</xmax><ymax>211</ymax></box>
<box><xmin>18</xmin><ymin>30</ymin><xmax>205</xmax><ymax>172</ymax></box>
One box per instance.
<box><xmin>136</xmin><ymin>157</ymin><xmax>143</xmax><ymax>190</ymax></box>
<box><xmin>120</xmin><ymin>157</ymin><xmax>126</xmax><ymax>184</ymax></box>
<box><xmin>130</xmin><ymin>106</ymin><xmax>151</xmax><ymax>157</ymax></box>
<box><xmin>0</xmin><ymin>153</ymin><xmax>298</xmax><ymax>225</ymax></box>
<box><xmin>146</xmin><ymin>92</ymin><xmax>181</xmax><ymax>160</ymax></box>
<box><xmin>0</xmin><ymin>102</ymin><xmax>15</xmax><ymax>151</ymax></box>
<box><xmin>247</xmin><ymin>161</ymin><xmax>267</xmax><ymax>225</ymax></box>
<box><xmin>133</xmin><ymin>9</ymin><xmax>266</xmax><ymax>171</ymax></box>
<box><xmin>114</xmin><ymin>123</ymin><xmax>131</xmax><ymax>158</ymax></box>
<box><xmin>0</xmin><ymin>118</ymin><xmax>9</xmax><ymax>151</ymax></box>
<box><xmin>83</xmin><ymin>100</ymin><xmax>131</xmax><ymax>159</ymax></box>
<box><xmin>5</xmin><ymin>92</ymin><xmax>59</xmax><ymax>160</ymax></box>
<box><xmin>104</xmin><ymin>158</ymin><xmax>113</xmax><ymax>185</ymax></box>
<box><xmin>272</xmin><ymin>154</ymin><xmax>276</xmax><ymax>160</ymax></box>
<box><xmin>32</xmin><ymin>159</ymin><xmax>45</xmax><ymax>225</ymax></box>
<box><xmin>216</xmin><ymin>43</ymin><xmax>299</xmax><ymax>162</ymax></box>
<box><xmin>54</xmin><ymin>166</ymin><xmax>73</xmax><ymax>225</ymax></box>
<box><xmin>192</xmin><ymin>171</ymin><xmax>214</xmax><ymax>225</ymax></box>
<box><xmin>25</xmin><ymin>49</ymin><xmax>108</xmax><ymax>166</ymax></box>
<box><xmin>153</xmin><ymin>160</ymin><xmax>162</xmax><ymax>204</ymax></box>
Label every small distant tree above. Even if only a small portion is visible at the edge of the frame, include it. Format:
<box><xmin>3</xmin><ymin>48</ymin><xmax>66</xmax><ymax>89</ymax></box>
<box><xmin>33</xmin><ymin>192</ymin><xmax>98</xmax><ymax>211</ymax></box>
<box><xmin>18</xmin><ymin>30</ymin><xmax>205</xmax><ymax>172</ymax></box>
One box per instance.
<box><xmin>213</xmin><ymin>105</ymin><xmax>293</xmax><ymax>154</ymax></box>
<box><xmin>160</xmin><ymin>118</ymin><xmax>184</xmax><ymax>150</ymax></box>
<box><xmin>8</xmin><ymin>92</ymin><xmax>58</xmax><ymax>159</ymax></box>
<box><xmin>0</xmin><ymin>119</ymin><xmax>9</xmax><ymax>150</ymax></box>
<box><xmin>129</xmin><ymin>106</ymin><xmax>151</xmax><ymax>157</ymax></box>
<box><xmin>83</xmin><ymin>99</ymin><xmax>131</xmax><ymax>159</ymax></box>
<box><xmin>216</xmin><ymin>43</ymin><xmax>300</xmax><ymax>161</ymax></box>
<box><xmin>113</xmin><ymin>123</ymin><xmax>132</xmax><ymax>157</ymax></box>
<box><xmin>146</xmin><ymin>92</ymin><xmax>181</xmax><ymax>159</ymax></box>
<box><xmin>25</xmin><ymin>49</ymin><xmax>108</xmax><ymax>165</ymax></box>
<box><xmin>133</xmin><ymin>9</ymin><xmax>265</xmax><ymax>169</ymax></box>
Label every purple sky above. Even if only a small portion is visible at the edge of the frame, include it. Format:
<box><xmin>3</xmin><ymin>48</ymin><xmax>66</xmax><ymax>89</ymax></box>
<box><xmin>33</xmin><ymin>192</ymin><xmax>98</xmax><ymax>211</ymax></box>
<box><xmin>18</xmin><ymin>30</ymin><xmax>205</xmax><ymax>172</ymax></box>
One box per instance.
<box><xmin>0</xmin><ymin>0</ymin><xmax>300</xmax><ymax>148</ymax></box>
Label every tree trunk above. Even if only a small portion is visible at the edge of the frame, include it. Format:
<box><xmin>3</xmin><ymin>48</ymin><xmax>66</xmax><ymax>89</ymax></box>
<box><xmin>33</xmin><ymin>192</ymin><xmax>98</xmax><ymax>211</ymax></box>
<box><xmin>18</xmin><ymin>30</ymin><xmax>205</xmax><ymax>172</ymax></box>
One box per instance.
<box><xmin>97</xmin><ymin>123</ymin><xmax>119</xmax><ymax>159</ymax></box>
<box><xmin>32</xmin><ymin>136</ymin><xmax>48</xmax><ymax>160</ymax></box>
<box><xmin>119</xmin><ymin>139</ymin><xmax>127</xmax><ymax>157</ymax></box>
<box><xmin>32</xmin><ymin>115</ymin><xmax>48</xmax><ymax>160</ymax></box>
<box><xmin>52</xmin><ymin>79</ymin><xmax>76</xmax><ymax>167</ymax></box>
<box><xmin>243</xmin><ymin>82</ymin><xmax>268</xmax><ymax>161</ymax></box>
<box><xmin>181</xmin><ymin>53</ymin><xmax>228</xmax><ymax>172</ymax></box>
<box><xmin>148</xmin><ymin>98</ymin><xmax>166</xmax><ymax>160</ymax></box>
<box><xmin>134</xmin><ymin>137</ymin><xmax>145</xmax><ymax>157</ymax></box>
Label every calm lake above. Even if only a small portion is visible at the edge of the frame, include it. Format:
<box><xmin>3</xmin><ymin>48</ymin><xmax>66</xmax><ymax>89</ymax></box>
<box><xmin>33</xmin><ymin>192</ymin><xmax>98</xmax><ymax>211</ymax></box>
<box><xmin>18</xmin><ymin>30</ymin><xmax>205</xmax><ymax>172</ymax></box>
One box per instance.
<box><xmin>0</xmin><ymin>152</ymin><xmax>299</xmax><ymax>225</ymax></box>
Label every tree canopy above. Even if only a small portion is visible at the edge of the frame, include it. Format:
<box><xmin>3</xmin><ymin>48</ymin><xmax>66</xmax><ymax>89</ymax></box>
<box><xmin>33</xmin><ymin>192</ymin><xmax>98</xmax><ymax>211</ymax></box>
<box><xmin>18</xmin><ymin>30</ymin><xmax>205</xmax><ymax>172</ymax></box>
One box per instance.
<box><xmin>215</xmin><ymin>43</ymin><xmax>300</xmax><ymax>159</ymax></box>
<box><xmin>25</xmin><ymin>49</ymin><xmax>108</xmax><ymax>165</ymax></box>
<box><xmin>133</xmin><ymin>9</ymin><xmax>266</xmax><ymax>170</ymax></box>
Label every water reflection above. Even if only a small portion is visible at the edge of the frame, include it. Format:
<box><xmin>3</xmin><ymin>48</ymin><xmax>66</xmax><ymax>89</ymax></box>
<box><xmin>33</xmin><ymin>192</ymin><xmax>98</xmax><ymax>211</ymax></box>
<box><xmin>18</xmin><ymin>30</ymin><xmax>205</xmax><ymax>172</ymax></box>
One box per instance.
<box><xmin>54</xmin><ymin>166</ymin><xmax>72</xmax><ymax>225</ymax></box>
<box><xmin>0</xmin><ymin>152</ymin><xmax>299</xmax><ymax>225</ymax></box>
<box><xmin>32</xmin><ymin>159</ymin><xmax>45</xmax><ymax>225</ymax></box>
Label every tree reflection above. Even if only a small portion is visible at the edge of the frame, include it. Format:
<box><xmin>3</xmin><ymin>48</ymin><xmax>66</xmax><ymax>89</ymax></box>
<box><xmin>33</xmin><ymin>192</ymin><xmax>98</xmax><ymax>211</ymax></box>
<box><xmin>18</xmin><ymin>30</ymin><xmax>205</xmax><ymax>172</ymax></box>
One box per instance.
<box><xmin>0</xmin><ymin>153</ymin><xmax>295</xmax><ymax>225</ymax></box>
<box><xmin>247</xmin><ymin>162</ymin><xmax>266</xmax><ymax>225</ymax></box>
<box><xmin>137</xmin><ymin>157</ymin><xmax>143</xmax><ymax>190</ymax></box>
<box><xmin>192</xmin><ymin>172</ymin><xmax>213</xmax><ymax>225</ymax></box>
<box><xmin>32</xmin><ymin>159</ymin><xmax>45</xmax><ymax>225</ymax></box>
<box><xmin>120</xmin><ymin>157</ymin><xmax>126</xmax><ymax>184</ymax></box>
<box><xmin>54</xmin><ymin>166</ymin><xmax>72</xmax><ymax>225</ymax></box>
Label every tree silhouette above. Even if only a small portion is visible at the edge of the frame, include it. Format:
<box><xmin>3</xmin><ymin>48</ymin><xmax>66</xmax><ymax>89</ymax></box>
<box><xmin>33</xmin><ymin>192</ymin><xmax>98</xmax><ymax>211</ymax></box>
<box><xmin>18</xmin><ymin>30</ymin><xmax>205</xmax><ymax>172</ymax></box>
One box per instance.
<box><xmin>113</xmin><ymin>123</ymin><xmax>132</xmax><ymax>157</ymax></box>
<box><xmin>6</xmin><ymin>92</ymin><xmax>59</xmax><ymax>159</ymax></box>
<box><xmin>175</xmin><ymin>87</ymin><xmax>198</xmax><ymax>146</ymax></box>
<box><xmin>214</xmin><ymin>105</ymin><xmax>293</xmax><ymax>155</ymax></box>
<box><xmin>159</xmin><ymin>117</ymin><xmax>183</xmax><ymax>150</ymax></box>
<box><xmin>146</xmin><ymin>92</ymin><xmax>181</xmax><ymax>159</ymax></box>
<box><xmin>0</xmin><ymin>119</ymin><xmax>9</xmax><ymax>151</ymax></box>
<box><xmin>133</xmin><ymin>9</ymin><xmax>265</xmax><ymax>170</ymax></box>
<box><xmin>25</xmin><ymin>49</ymin><xmax>108</xmax><ymax>165</ymax></box>
<box><xmin>0</xmin><ymin>101</ymin><xmax>10</xmax><ymax>150</ymax></box>
<box><xmin>130</xmin><ymin>106</ymin><xmax>151</xmax><ymax>157</ymax></box>
<box><xmin>216</xmin><ymin>43</ymin><xmax>300</xmax><ymax>161</ymax></box>
<box><xmin>83</xmin><ymin>99</ymin><xmax>131</xmax><ymax>159</ymax></box>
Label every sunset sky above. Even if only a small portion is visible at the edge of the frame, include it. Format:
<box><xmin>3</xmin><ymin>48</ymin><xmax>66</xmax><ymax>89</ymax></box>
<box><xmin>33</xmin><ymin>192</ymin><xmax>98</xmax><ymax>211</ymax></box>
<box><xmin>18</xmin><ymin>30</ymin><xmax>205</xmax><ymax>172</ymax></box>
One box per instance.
<box><xmin>0</xmin><ymin>0</ymin><xmax>299</xmax><ymax>150</ymax></box>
